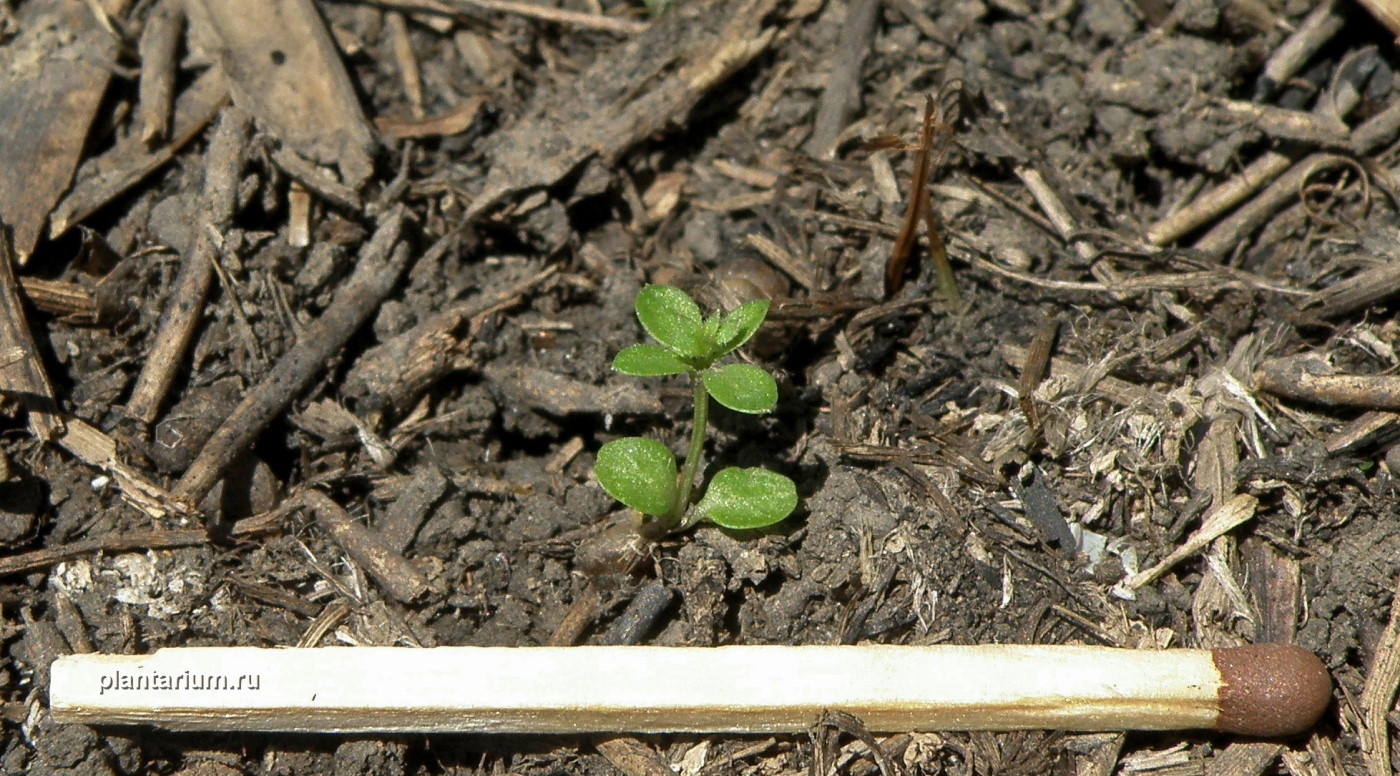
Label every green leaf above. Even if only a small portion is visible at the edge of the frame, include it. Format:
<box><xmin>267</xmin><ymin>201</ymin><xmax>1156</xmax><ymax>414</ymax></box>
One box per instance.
<box><xmin>613</xmin><ymin>344</ymin><xmax>690</xmax><ymax>376</ymax></box>
<box><xmin>701</xmin><ymin>315</ymin><xmax>723</xmax><ymax>352</ymax></box>
<box><xmin>595</xmin><ymin>438</ymin><xmax>677</xmax><ymax>516</ymax></box>
<box><xmin>635</xmin><ymin>285</ymin><xmax>707</xmax><ymax>358</ymax></box>
<box><xmin>714</xmin><ymin>299</ymin><xmax>769</xmax><ymax>355</ymax></box>
<box><xmin>702</xmin><ymin>363</ymin><xmax>777</xmax><ymax>414</ymax></box>
<box><xmin>695</xmin><ymin>467</ymin><xmax>797</xmax><ymax>530</ymax></box>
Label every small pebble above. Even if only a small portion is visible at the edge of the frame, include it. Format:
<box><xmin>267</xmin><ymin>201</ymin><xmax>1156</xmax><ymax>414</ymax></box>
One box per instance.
<box><xmin>712</xmin><ymin>257</ymin><xmax>789</xmax><ymax>309</ymax></box>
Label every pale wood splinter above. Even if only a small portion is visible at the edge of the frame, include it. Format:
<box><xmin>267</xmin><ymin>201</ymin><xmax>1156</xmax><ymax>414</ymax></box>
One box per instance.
<box><xmin>49</xmin><ymin>644</ymin><xmax>1330</xmax><ymax>737</ymax></box>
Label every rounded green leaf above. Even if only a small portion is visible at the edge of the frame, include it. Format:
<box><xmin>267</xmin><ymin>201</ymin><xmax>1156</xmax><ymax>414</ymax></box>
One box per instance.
<box><xmin>702</xmin><ymin>363</ymin><xmax>777</xmax><ymax>414</ymax></box>
<box><xmin>613</xmin><ymin>344</ymin><xmax>690</xmax><ymax>376</ymax></box>
<box><xmin>595</xmin><ymin>437</ymin><xmax>677</xmax><ymax>516</ymax></box>
<box><xmin>695</xmin><ymin>467</ymin><xmax>797</xmax><ymax>530</ymax></box>
<box><xmin>715</xmin><ymin>299</ymin><xmax>770</xmax><ymax>355</ymax></box>
<box><xmin>636</xmin><ymin>284</ymin><xmax>707</xmax><ymax>358</ymax></box>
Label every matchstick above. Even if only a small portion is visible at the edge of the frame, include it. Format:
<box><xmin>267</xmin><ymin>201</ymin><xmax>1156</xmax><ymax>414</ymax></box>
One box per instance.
<box><xmin>49</xmin><ymin>643</ymin><xmax>1329</xmax><ymax>737</ymax></box>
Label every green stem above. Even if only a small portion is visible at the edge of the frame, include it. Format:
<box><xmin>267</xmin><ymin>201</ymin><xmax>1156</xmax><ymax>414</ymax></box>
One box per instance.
<box><xmin>667</xmin><ymin>371</ymin><xmax>709</xmax><ymax>528</ymax></box>
<box><xmin>926</xmin><ymin>205</ymin><xmax>961</xmax><ymax>305</ymax></box>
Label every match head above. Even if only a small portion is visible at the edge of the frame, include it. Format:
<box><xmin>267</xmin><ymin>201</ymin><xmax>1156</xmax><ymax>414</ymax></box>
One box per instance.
<box><xmin>1211</xmin><ymin>644</ymin><xmax>1331</xmax><ymax>737</ymax></box>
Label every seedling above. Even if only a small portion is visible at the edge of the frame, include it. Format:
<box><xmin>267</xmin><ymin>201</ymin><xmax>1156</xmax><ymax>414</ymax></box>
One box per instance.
<box><xmin>594</xmin><ymin>284</ymin><xmax>797</xmax><ymax>534</ymax></box>
<box><xmin>862</xmin><ymin>87</ymin><xmax>961</xmax><ymax>301</ymax></box>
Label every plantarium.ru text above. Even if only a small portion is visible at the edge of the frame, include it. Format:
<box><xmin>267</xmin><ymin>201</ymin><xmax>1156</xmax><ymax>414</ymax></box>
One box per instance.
<box><xmin>594</xmin><ymin>284</ymin><xmax>797</xmax><ymax>535</ymax></box>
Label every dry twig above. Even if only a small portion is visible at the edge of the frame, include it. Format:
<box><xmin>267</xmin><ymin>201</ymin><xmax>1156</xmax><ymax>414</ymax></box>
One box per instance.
<box><xmin>1301</xmin><ymin>255</ymin><xmax>1400</xmax><ymax>318</ymax></box>
<box><xmin>369</xmin><ymin>0</ymin><xmax>648</xmax><ymax>34</ymax></box>
<box><xmin>125</xmin><ymin>108</ymin><xmax>249</xmax><ymax>423</ymax></box>
<box><xmin>174</xmin><ymin>207</ymin><xmax>411</xmax><ymax>508</ymax></box>
<box><xmin>1253</xmin><ymin>0</ymin><xmax>1345</xmax><ymax>100</ymax></box>
<box><xmin>1255</xmin><ymin>354</ymin><xmax>1400</xmax><ymax>411</ymax></box>
<box><xmin>136</xmin><ymin>0</ymin><xmax>182</xmax><ymax>145</ymax></box>
<box><xmin>0</xmin><ymin>502</ymin><xmax>287</xmax><ymax>578</ymax></box>
<box><xmin>1114</xmin><ymin>494</ymin><xmax>1259</xmax><ymax>596</ymax></box>
<box><xmin>342</xmin><ymin>264</ymin><xmax>559</xmax><ymax>417</ymax></box>
<box><xmin>50</xmin><ymin>68</ymin><xmax>230</xmax><ymax>238</ymax></box>
<box><xmin>1148</xmin><ymin>47</ymin><xmax>1378</xmax><ymax>248</ymax></box>
<box><xmin>595</xmin><ymin>738</ymin><xmax>676</xmax><ymax>776</ymax></box>
<box><xmin>305</xmin><ymin>490</ymin><xmax>428</xmax><ymax>604</ymax></box>
<box><xmin>804</xmin><ymin>0</ymin><xmax>881</xmax><ymax>159</ymax></box>
<box><xmin>0</xmin><ymin>228</ymin><xmax>60</xmax><ymax>439</ymax></box>
<box><xmin>1361</xmin><ymin>580</ymin><xmax>1400</xmax><ymax>776</ymax></box>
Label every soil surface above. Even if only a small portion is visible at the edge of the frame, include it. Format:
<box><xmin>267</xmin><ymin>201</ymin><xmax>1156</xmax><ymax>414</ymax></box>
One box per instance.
<box><xmin>1</xmin><ymin>1</ymin><xmax>1398</xmax><ymax>775</ymax></box>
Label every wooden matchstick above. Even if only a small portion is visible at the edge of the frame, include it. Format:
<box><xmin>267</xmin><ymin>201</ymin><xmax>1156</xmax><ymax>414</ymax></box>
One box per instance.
<box><xmin>49</xmin><ymin>644</ymin><xmax>1330</xmax><ymax>737</ymax></box>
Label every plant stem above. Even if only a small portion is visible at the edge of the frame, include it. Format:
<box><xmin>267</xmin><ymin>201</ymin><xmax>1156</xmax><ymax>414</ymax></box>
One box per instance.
<box><xmin>668</xmin><ymin>372</ymin><xmax>709</xmax><ymax>527</ymax></box>
<box><xmin>927</xmin><ymin>203</ymin><xmax>961</xmax><ymax>304</ymax></box>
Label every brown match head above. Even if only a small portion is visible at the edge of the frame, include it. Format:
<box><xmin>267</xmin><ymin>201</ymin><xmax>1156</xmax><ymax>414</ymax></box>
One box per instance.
<box><xmin>1212</xmin><ymin>644</ymin><xmax>1331</xmax><ymax>737</ymax></box>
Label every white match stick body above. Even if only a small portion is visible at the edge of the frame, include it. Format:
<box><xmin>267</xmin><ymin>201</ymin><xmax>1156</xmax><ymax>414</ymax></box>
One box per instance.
<box><xmin>48</xmin><ymin>644</ymin><xmax>1329</xmax><ymax>736</ymax></box>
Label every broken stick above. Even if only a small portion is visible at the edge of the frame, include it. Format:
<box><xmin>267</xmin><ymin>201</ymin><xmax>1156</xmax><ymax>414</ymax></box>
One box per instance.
<box><xmin>50</xmin><ymin>644</ymin><xmax>1329</xmax><ymax>737</ymax></box>
<box><xmin>1255</xmin><ymin>354</ymin><xmax>1400</xmax><ymax>411</ymax></box>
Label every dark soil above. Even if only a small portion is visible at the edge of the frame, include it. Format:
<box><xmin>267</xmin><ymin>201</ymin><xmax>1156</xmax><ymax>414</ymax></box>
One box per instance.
<box><xmin>2</xmin><ymin>0</ymin><xmax>1398</xmax><ymax>775</ymax></box>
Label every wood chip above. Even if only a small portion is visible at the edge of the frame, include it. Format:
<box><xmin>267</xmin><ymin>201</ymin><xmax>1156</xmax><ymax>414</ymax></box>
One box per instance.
<box><xmin>137</xmin><ymin>0</ymin><xmax>183</xmax><ymax>145</ymax></box>
<box><xmin>306</xmin><ymin>490</ymin><xmax>428</xmax><ymax>604</ymax></box>
<box><xmin>342</xmin><ymin>264</ymin><xmax>559</xmax><ymax>417</ymax></box>
<box><xmin>186</xmin><ymin>0</ymin><xmax>376</xmax><ymax>186</ymax></box>
<box><xmin>595</xmin><ymin>737</ymin><xmax>677</xmax><ymax>776</ymax></box>
<box><xmin>0</xmin><ymin>0</ymin><xmax>133</xmax><ymax>261</ymax></box>
<box><xmin>1324</xmin><ymin>410</ymin><xmax>1400</xmax><ymax>454</ymax></box>
<box><xmin>464</xmin><ymin>0</ymin><xmax>781</xmax><ymax>221</ymax></box>
<box><xmin>54</xmin><ymin>418</ymin><xmax>193</xmax><ymax>521</ymax></box>
<box><xmin>50</xmin><ymin>67</ymin><xmax>230</xmax><ymax>239</ymax></box>
<box><xmin>1254</xmin><ymin>354</ymin><xmax>1400</xmax><ymax>411</ymax></box>
<box><xmin>0</xmin><ymin>229</ymin><xmax>60</xmax><ymax>439</ymax></box>
<box><xmin>18</xmin><ymin>278</ymin><xmax>100</xmax><ymax>324</ymax></box>
<box><xmin>1209</xmin><ymin>98</ymin><xmax>1347</xmax><ymax>144</ymax></box>
<box><xmin>1115</xmin><ymin>494</ymin><xmax>1259</xmax><ymax>596</ymax></box>
<box><xmin>1361</xmin><ymin>578</ymin><xmax>1400</xmax><ymax>776</ymax></box>
<box><xmin>374</xmin><ymin>94</ymin><xmax>487</xmax><ymax>140</ymax></box>
<box><xmin>376</xmin><ymin>466</ymin><xmax>449</xmax><ymax>555</ymax></box>
<box><xmin>999</xmin><ymin>344</ymin><xmax>1171</xmax><ymax>415</ymax></box>
<box><xmin>1204</xmin><ymin>741</ymin><xmax>1282</xmax><ymax>776</ymax></box>
<box><xmin>1353</xmin><ymin>0</ymin><xmax>1400</xmax><ymax>38</ymax></box>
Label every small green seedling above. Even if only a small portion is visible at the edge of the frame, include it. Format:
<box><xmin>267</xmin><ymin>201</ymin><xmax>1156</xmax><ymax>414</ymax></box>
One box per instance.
<box><xmin>594</xmin><ymin>284</ymin><xmax>797</xmax><ymax>534</ymax></box>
